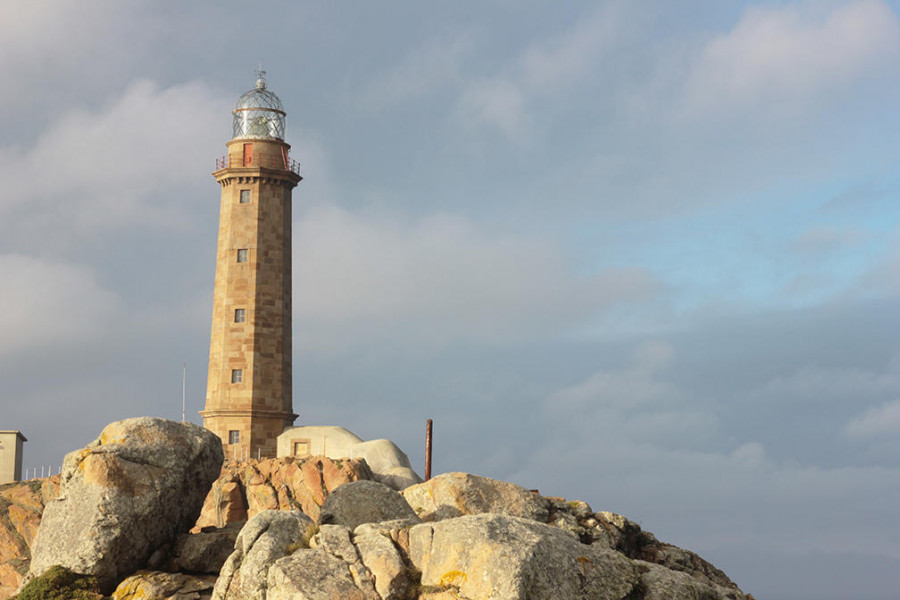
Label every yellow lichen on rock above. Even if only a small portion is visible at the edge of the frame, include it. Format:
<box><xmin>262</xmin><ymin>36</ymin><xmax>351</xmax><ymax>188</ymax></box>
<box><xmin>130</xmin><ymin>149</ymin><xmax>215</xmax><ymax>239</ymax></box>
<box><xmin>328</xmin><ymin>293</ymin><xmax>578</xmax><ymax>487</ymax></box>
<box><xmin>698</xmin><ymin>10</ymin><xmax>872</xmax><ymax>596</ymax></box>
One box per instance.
<box><xmin>439</xmin><ymin>569</ymin><xmax>468</xmax><ymax>588</ymax></box>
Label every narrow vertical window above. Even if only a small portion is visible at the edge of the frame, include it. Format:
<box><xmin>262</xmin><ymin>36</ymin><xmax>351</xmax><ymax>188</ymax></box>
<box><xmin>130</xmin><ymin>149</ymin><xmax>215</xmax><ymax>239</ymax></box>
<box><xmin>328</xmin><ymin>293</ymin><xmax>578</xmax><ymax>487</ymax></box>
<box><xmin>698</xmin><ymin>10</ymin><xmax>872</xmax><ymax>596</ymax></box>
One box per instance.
<box><xmin>231</xmin><ymin>369</ymin><xmax>243</xmax><ymax>383</ymax></box>
<box><xmin>228</xmin><ymin>430</ymin><xmax>240</xmax><ymax>444</ymax></box>
<box><xmin>236</xmin><ymin>249</ymin><xmax>248</xmax><ymax>263</ymax></box>
<box><xmin>239</xmin><ymin>190</ymin><xmax>251</xmax><ymax>204</ymax></box>
<box><xmin>242</xmin><ymin>143</ymin><xmax>253</xmax><ymax>166</ymax></box>
<box><xmin>234</xmin><ymin>308</ymin><xmax>246</xmax><ymax>323</ymax></box>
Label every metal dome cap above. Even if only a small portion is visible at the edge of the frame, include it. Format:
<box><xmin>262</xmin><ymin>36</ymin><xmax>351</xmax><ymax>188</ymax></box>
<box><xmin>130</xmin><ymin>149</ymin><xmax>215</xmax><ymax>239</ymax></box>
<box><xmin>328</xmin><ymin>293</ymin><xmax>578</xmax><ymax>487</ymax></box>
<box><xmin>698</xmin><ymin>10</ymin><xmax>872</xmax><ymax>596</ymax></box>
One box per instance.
<box><xmin>232</xmin><ymin>70</ymin><xmax>286</xmax><ymax>140</ymax></box>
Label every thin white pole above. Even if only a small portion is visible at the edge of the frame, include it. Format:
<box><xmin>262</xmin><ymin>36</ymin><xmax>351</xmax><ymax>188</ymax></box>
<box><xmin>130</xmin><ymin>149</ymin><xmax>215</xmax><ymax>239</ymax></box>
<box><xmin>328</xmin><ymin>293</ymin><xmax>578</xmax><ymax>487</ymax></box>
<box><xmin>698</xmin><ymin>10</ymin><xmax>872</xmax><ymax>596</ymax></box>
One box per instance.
<box><xmin>182</xmin><ymin>363</ymin><xmax>186</xmax><ymax>423</ymax></box>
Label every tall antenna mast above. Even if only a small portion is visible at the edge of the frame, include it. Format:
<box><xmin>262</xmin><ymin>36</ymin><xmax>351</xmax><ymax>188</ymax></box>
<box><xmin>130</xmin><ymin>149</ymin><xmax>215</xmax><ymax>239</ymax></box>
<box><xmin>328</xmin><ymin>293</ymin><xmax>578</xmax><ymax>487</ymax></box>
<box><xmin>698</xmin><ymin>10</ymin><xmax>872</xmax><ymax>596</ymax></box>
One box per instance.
<box><xmin>182</xmin><ymin>363</ymin><xmax>186</xmax><ymax>423</ymax></box>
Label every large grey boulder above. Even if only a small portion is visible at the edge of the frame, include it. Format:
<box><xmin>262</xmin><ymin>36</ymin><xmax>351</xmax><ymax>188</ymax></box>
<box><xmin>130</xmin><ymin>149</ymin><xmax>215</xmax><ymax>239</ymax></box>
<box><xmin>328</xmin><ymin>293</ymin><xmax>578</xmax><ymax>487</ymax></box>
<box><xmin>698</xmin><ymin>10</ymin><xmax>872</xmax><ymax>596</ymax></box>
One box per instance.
<box><xmin>213</xmin><ymin>510</ymin><xmax>316</xmax><ymax>600</ymax></box>
<box><xmin>409</xmin><ymin>513</ymin><xmax>641</xmax><ymax>600</ymax></box>
<box><xmin>26</xmin><ymin>418</ymin><xmax>223</xmax><ymax>593</ymax></box>
<box><xmin>318</xmin><ymin>480</ymin><xmax>419</xmax><ymax>530</ymax></box>
<box><xmin>402</xmin><ymin>472</ymin><xmax>550</xmax><ymax>522</ymax></box>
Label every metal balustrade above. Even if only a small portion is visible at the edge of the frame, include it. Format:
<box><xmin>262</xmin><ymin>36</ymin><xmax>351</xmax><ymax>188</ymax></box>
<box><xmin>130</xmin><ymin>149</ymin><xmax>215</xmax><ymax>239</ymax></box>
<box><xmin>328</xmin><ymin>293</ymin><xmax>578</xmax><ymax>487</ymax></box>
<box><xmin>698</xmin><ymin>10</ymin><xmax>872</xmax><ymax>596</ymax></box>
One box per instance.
<box><xmin>215</xmin><ymin>154</ymin><xmax>301</xmax><ymax>175</ymax></box>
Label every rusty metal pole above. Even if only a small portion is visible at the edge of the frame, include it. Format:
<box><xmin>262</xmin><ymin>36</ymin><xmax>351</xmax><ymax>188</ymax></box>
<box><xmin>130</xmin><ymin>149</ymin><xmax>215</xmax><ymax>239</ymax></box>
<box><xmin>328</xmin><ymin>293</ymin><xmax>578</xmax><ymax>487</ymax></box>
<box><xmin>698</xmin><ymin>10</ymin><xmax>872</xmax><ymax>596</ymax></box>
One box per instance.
<box><xmin>425</xmin><ymin>419</ymin><xmax>433</xmax><ymax>481</ymax></box>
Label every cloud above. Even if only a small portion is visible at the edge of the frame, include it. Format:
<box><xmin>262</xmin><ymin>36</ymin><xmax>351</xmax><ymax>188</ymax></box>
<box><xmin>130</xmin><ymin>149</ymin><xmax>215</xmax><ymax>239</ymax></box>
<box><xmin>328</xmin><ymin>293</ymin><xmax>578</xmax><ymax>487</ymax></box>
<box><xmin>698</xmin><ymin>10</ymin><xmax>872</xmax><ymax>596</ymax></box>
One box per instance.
<box><xmin>682</xmin><ymin>0</ymin><xmax>900</xmax><ymax>117</ymax></box>
<box><xmin>0</xmin><ymin>1</ymin><xmax>129</xmax><ymax>108</ymax></box>
<box><xmin>455</xmin><ymin>79</ymin><xmax>531</xmax><ymax>141</ymax></box>
<box><xmin>793</xmin><ymin>227</ymin><xmax>864</xmax><ymax>254</ymax></box>
<box><xmin>0</xmin><ymin>254</ymin><xmax>121</xmax><ymax>359</ymax></box>
<box><xmin>845</xmin><ymin>399</ymin><xmax>900</xmax><ymax>438</ymax></box>
<box><xmin>293</xmin><ymin>205</ymin><xmax>659</xmax><ymax>353</ymax></box>
<box><xmin>859</xmin><ymin>234</ymin><xmax>900</xmax><ymax>297</ymax></box>
<box><xmin>542</xmin><ymin>341</ymin><xmax>721</xmax><ymax>450</ymax></box>
<box><xmin>518</xmin><ymin>0</ymin><xmax>635</xmax><ymax>91</ymax></box>
<box><xmin>0</xmin><ymin>79</ymin><xmax>227</xmax><ymax>249</ymax></box>
<box><xmin>358</xmin><ymin>34</ymin><xmax>473</xmax><ymax>109</ymax></box>
<box><xmin>451</xmin><ymin>2</ymin><xmax>636</xmax><ymax>141</ymax></box>
<box><xmin>752</xmin><ymin>361</ymin><xmax>900</xmax><ymax>405</ymax></box>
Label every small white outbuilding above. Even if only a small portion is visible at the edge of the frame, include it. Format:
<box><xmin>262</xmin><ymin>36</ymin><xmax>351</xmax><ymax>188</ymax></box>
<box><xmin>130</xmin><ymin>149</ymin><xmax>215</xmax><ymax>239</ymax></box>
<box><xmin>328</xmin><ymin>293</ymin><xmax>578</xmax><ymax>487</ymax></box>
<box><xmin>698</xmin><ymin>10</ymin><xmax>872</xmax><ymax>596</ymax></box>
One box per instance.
<box><xmin>277</xmin><ymin>425</ymin><xmax>422</xmax><ymax>490</ymax></box>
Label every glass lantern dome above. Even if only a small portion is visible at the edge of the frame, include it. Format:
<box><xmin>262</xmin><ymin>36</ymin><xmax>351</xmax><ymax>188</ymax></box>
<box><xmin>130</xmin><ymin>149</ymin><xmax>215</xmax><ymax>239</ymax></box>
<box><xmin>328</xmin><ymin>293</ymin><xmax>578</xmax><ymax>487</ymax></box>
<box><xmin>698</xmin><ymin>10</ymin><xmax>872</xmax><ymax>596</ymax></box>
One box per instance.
<box><xmin>232</xmin><ymin>72</ymin><xmax>286</xmax><ymax>140</ymax></box>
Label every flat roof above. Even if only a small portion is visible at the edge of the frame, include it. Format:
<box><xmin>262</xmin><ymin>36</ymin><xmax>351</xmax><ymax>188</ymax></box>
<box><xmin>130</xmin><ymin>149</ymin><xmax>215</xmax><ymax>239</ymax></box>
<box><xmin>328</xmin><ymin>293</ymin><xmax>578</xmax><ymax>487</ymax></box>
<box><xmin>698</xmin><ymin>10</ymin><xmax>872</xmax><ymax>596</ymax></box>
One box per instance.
<box><xmin>0</xmin><ymin>431</ymin><xmax>27</xmax><ymax>442</ymax></box>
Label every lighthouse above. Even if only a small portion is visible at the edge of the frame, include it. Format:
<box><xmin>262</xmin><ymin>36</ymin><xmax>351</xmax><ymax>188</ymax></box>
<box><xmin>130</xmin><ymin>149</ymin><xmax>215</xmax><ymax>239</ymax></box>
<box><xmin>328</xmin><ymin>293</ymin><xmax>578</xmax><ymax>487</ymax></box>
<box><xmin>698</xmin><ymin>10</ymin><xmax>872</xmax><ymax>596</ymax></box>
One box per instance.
<box><xmin>201</xmin><ymin>71</ymin><xmax>302</xmax><ymax>459</ymax></box>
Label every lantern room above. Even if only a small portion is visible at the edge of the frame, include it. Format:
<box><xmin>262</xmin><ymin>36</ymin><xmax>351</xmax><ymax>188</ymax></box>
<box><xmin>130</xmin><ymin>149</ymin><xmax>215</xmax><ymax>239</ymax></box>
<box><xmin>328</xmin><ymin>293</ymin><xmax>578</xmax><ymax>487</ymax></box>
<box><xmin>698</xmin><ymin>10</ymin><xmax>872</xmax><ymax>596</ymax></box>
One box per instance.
<box><xmin>232</xmin><ymin>70</ymin><xmax>286</xmax><ymax>140</ymax></box>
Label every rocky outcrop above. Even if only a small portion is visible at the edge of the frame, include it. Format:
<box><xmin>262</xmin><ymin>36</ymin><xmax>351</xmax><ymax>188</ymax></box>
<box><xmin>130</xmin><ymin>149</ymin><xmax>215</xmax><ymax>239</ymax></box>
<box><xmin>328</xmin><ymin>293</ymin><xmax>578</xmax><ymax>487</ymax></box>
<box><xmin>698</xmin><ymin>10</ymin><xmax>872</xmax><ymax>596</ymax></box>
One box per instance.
<box><xmin>0</xmin><ymin>418</ymin><xmax>751</xmax><ymax>600</ymax></box>
<box><xmin>26</xmin><ymin>418</ymin><xmax>223</xmax><ymax>594</ymax></box>
<box><xmin>194</xmin><ymin>456</ymin><xmax>374</xmax><ymax>530</ymax></box>
<box><xmin>209</xmin><ymin>472</ymin><xmax>750</xmax><ymax>600</ymax></box>
<box><xmin>0</xmin><ymin>482</ymin><xmax>42</xmax><ymax>598</ymax></box>
<box><xmin>0</xmin><ymin>477</ymin><xmax>59</xmax><ymax>599</ymax></box>
<box><xmin>318</xmin><ymin>480</ymin><xmax>420</xmax><ymax>530</ymax></box>
<box><xmin>592</xmin><ymin>510</ymin><xmax>738</xmax><ymax>590</ymax></box>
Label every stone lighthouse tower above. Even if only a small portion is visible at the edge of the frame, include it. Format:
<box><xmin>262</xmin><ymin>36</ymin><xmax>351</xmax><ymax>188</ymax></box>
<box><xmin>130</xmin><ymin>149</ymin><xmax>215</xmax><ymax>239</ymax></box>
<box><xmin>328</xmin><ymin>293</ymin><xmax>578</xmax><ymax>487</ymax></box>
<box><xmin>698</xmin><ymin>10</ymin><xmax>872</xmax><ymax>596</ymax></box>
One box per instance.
<box><xmin>201</xmin><ymin>71</ymin><xmax>302</xmax><ymax>459</ymax></box>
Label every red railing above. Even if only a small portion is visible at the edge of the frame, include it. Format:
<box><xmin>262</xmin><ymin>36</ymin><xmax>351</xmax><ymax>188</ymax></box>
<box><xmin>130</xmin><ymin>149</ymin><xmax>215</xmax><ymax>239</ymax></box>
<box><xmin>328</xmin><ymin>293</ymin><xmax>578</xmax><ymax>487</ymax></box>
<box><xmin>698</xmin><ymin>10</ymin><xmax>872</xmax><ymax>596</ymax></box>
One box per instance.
<box><xmin>215</xmin><ymin>154</ymin><xmax>301</xmax><ymax>176</ymax></box>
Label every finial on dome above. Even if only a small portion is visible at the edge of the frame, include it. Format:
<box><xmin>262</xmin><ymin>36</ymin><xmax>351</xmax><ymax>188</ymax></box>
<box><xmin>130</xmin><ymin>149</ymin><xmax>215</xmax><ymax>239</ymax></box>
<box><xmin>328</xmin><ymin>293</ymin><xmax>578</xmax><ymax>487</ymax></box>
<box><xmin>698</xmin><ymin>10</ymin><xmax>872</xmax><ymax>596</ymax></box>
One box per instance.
<box><xmin>255</xmin><ymin>64</ymin><xmax>267</xmax><ymax>90</ymax></box>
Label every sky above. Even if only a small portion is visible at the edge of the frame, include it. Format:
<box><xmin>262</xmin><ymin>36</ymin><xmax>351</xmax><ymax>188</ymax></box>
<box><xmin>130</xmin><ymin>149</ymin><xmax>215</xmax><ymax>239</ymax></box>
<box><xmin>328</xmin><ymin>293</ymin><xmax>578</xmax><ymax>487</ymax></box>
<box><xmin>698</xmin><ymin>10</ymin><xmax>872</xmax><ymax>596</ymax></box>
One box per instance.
<box><xmin>1</xmin><ymin>1</ymin><xmax>899</xmax><ymax>598</ymax></box>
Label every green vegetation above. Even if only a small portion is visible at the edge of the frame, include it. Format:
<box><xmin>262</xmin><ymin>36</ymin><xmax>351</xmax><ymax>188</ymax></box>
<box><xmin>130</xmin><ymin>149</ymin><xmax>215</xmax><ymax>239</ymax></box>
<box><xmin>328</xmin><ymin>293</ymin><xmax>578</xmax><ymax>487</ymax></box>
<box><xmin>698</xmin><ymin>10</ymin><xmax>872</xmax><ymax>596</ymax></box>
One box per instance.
<box><xmin>13</xmin><ymin>565</ymin><xmax>105</xmax><ymax>600</ymax></box>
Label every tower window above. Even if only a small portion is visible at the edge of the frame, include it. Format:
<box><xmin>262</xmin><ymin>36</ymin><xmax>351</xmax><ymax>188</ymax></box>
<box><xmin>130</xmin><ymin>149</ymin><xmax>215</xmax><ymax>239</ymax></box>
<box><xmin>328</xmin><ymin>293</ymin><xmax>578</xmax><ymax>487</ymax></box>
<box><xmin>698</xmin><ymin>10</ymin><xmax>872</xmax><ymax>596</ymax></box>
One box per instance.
<box><xmin>237</xmin><ymin>249</ymin><xmax>248</xmax><ymax>263</ymax></box>
<box><xmin>234</xmin><ymin>308</ymin><xmax>246</xmax><ymax>323</ymax></box>
<box><xmin>239</xmin><ymin>190</ymin><xmax>251</xmax><ymax>203</ymax></box>
<box><xmin>231</xmin><ymin>369</ymin><xmax>243</xmax><ymax>383</ymax></box>
<box><xmin>228</xmin><ymin>430</ymin><xmax>240</xmax><ymax>444</ymax></box>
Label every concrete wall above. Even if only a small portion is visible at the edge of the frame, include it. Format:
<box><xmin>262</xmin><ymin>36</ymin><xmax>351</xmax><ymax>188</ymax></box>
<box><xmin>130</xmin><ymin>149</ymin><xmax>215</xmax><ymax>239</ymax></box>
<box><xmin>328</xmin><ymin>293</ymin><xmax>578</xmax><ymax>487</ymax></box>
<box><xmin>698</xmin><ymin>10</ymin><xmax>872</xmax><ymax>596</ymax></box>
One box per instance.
<box><xmin>0</xmin><ymin>431</ymin><xmax>26</xmax><ymax>484</ymax></box>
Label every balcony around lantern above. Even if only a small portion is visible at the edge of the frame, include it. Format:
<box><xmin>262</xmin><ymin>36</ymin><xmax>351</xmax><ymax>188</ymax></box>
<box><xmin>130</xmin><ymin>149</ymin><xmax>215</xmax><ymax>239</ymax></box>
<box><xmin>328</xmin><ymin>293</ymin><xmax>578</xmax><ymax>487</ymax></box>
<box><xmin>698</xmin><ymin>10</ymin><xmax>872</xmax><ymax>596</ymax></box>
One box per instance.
<box><xmin>215</xmin><ymin>152</ymin><xmax>301</xmax><ymax>176</ymax></box>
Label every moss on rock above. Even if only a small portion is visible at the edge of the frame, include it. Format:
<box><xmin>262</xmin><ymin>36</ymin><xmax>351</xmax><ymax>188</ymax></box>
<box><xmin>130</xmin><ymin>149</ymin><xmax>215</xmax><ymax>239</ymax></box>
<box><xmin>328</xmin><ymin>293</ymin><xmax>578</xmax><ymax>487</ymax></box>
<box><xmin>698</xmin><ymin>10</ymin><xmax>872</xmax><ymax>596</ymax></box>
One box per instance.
<box><xmin>13</xmin><ymin>565</ymin><xmax>105</xmax><ymax>600</ymax></box>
